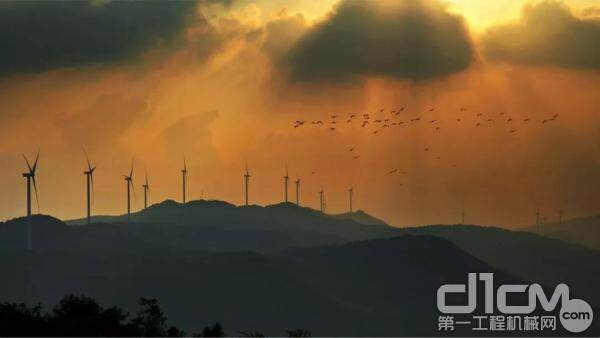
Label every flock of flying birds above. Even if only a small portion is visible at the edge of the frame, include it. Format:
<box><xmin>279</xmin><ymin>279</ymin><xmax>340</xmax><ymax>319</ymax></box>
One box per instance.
<box><xmin>292</xmin><ymin>106</ymin><xmax>561</xmax><ymax>179</ymax></box>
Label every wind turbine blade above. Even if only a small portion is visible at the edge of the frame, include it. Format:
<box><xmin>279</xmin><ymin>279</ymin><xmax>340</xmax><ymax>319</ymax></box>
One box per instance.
<box><xmin>83</xmin><ymin>148</ymin><xmax>92</xmax><ymax>171</ymax></box>
<box><xmin>22</xmin><ymin>154</ymin><xmax>32</xmax><ymax>172</ymax></box>
<box><xmin>32</xmin><ymin>149</ymin><xmax>40</xmax><ymax>173</ymax></box>
<box><xmin>183</xmin><ymin>157</ymin><xmax>187</xmax><ymax>171</ymax></box>
<box><xmin>32</xmin><ymin>176</ymin><xmax>40</xmax><ymax>214</ymax></box>
<box><xmin>129</xmin><ymin>159</ymin><xmax>134</xmax><ymax>178</ymax></box>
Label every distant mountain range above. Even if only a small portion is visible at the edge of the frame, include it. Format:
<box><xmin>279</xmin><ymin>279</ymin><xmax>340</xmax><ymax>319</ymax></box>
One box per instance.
<box><xmin>0</xmin><ymin>234</ymin><xmax>519</xmax><ymax>335</ymax></box>
<box><xmin>1</xmin><ymin>200</ymin><xmax>599</xmax><ymax>335</ymax></box>
<box><xmin>331</xmin><ymin>209</ymin><xmax>389</xmax><ymax>226</ymax></box>
<box><xmin>521</xmin><ymin>214</ymin><xmax>600</xmax><ymax>250</ymax></box>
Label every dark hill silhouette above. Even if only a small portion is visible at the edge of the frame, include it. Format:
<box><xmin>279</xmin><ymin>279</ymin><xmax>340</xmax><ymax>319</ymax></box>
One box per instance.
<box><xmin>0</xmin><ymin>235</ymin><xmax>524</xmax><ymax>336</ymax></box>
<box><xmin>64</xmin><ymin>200</ymin><xmax>399</xmax><ymax>252</ymax></box>
<box><xmin>331</xmin><ymin>209</ymin><xmax>388</xmax><ymax>226</ymax></box>
<box><xmin>521</xmin><ymin>214</ymin><xmax>600</xmax><ymax>250</ymax></box>
<box><xmin>401</xmin><ymin>224</ymin><xmax>600</xmax><ymax>307</ymax></box>
<box><xmin>5</xmin><ymin>204</ymin><xmax>600</xmax><ymax>309</ymax></box>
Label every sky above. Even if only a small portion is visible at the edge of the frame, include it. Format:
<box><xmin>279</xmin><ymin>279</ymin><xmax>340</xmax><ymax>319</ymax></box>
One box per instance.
<box><xmin>0</xmin><ymin>0</ymin><xmax>598</xmax><ymax>228</ymax></box>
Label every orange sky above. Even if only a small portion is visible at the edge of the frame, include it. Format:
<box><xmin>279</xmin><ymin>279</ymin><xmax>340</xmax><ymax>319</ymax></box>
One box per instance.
<box><xmin>0</xmin><ymin>0</ymin><xmax>598</xmax><ymax>228</ymax></box>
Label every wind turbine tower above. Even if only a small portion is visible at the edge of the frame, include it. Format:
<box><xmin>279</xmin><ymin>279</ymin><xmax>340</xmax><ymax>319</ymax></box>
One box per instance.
<box><xmin>283</xmin><ymin>167</ymin><xmax>289</xmax><ymax>203</ymax></box>
<box><xmin>319</xmin><ymin>188</ymin><xmax>324</xmax><ymax>213</ymax></box>
<box><xmin>348</xmin><ymin>186</ymin><xmax>353</xmax><ymax>213</ymax></box>
<box><xmin>295</xmin><ymin>177</ymin><xmax>300</xmax><ymax>206</ymax></box>
<box><xmin>244</xmin><ymin>163</ymin><xmax>251</xmax><ymax>206</ymax></box>
<box><xmin>461</xmin><ymin>208</ymin><xmax>465</xmax><ymax>224</ymax></box>
<box><xmin>536</xmin><ymin>209</ymin><xmax>540</xmax><ymax>233</ymax></box>
<box><xmin>181</xmin><ymin>158</ymin><xmax>187</xmax><ymax>204</ymax></box>
<box><xmin>124</xmin><ymin>160</ymin><xmax>135</xmax><ymax>223</ymax></box>
<box><xmin>22</xmin><ymin>151</ymin><xmax>40</xmax><ymax>251</ymax></box>
<box><xmin>143</xmin><ymin>170</ymin><xmax>149</xmax><ymax>209</ymax></box>
<box><xmin>83</xmin><ymin>150</ymin><xmax>96</xmax><ymax>225</ymax></box>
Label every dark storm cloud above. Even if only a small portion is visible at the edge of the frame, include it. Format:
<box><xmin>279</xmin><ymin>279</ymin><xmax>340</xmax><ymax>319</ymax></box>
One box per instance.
<box><xmin>482</xmin><ymin>1</ymin><xmax>600</xmax><ymax>69</ymax></box>
<box><xmin>0</xmin><ymin>1</ymin><xmax>198</xmax><ymax>75</ymax></box>
<box><xmin>283</xmin><ymin>0</ymin><xmax>473</xmax><ymax>82</ymax></box>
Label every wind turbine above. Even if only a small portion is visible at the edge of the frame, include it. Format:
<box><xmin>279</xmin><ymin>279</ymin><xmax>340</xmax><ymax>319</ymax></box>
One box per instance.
<box><xmin>244</xmin><ymin>162</ymin><xmax>251</xmax><ymax>206</ymax></box>
<box><xmin>319</xmin><ymin>188</ymin><xmax>324</xmax><ymax>213</ymax></box>
<box><xmin>83</xmin><ymin>149</ymin><xmax>96</xmax><ymax>226</ymax></box>
<box><xmin>181</xmin><ymin>158</ymin><xmax>187</xmax><ymax>204</ymax></box>
<box><xmin>295</xmin><ymin>177</ymin><xmax>300</xmax><ymax>206</ymax></box>
<box><xmin>22</xmin><ymin>150</ymin><xmax>40</xmax><ymax>251</ymax></box>
<box><xmin>124</xmin><ymin>159</ymin><xmax>135</xmax><ymax>223</ymax></box>
<box><xmin>143</xmin><ymin>169</ymin><xmax>149</xmax><ymax>209</ymax></box>
<box><xmin>283</xmin><ymin>167</ymin><xmax>289</xmax><ymax>203</ymax></box>
<box><xmin>348</xmin><ymin>186</ymin><xmax>353</xmax><ymax>213</ymax></box>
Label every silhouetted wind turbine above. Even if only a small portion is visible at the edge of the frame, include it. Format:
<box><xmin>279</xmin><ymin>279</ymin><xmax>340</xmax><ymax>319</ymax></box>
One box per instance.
<box><xmin>319</xmin><ymin>188</ymin><xmax>324</xmax><ymax>213</ymax></box>
<box><xmin>124</xmin><ymin>159</ymin><xmax>135</xmax><ymax>223</ymax></box>
<box><xmin>244</xmin><ymin>162</ymin><xmax>251</xmax><ymax>206</ymax></box>
<box><xmin>535</xmin><ymin>209</ymin><xmax>540</xmax><ymax>233</ymax></box>
<box><xmin>348</xmin><ymin>186</ymin><xmax>353</xmax><ymax>213</ymax></box>
<box><xmin>295</xmin><ymin>177</ymin><xmax>300</xmax><ymax>206</ymax></box>
<box><xmin>181</xmin><ymin>158</ymin><xmax>187</xmax><ymax>204</ymax></box>
<box><xmin>83</xmin><ymin>149</ymin><xmax>96</xmax><ymax>225</ymax></box>
<box><xmin>22</xmin><ymin>150</ymin><xmax>40</xmax><ymax>251</ymax></box>
<box><xmin>461</xmin><ymin>208</ymin><xmax>465</xmax><ymax>225</ymax></box>
<box><xmin>283</xmin><ymin>167</ymin><xmax>289</xmax><ymax>203</ymax></box>
<box><xmin>143</xmin><ymin>169</ymin><xmax>149</xmax><ymax>209</ymax></box>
